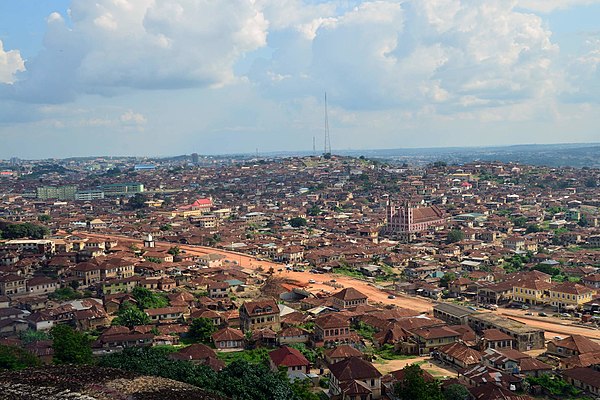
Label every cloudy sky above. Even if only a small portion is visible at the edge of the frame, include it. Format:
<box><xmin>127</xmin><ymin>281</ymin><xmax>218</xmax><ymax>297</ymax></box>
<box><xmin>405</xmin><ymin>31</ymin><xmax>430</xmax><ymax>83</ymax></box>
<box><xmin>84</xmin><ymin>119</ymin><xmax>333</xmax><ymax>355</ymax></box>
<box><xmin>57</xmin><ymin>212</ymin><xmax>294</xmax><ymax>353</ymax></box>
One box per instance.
<box><xmin>0</xmin><ymin>0</ymin><xmax>599</xmax><ymax>158</ymax></box>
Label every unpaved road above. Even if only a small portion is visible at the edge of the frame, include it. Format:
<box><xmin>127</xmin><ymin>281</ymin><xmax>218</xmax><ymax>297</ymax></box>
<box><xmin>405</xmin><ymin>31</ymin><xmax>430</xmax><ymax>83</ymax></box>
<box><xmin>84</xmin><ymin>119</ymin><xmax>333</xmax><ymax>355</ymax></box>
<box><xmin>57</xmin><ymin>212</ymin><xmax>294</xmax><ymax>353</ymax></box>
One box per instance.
<box><xmin>81</xmin><ymin>232</ymin><xmax>600</xmax><ymax>341</ymax></box>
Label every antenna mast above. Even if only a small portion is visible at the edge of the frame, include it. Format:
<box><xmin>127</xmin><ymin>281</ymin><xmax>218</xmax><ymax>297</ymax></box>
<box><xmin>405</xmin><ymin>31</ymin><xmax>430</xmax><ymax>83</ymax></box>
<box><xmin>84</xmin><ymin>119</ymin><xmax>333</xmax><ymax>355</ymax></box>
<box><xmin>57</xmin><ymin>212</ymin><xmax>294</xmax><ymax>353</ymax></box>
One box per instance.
<box><xmin>324</xmin><ymin>92</ymin><xmax>331</xmax><ymax>155</ymax></box>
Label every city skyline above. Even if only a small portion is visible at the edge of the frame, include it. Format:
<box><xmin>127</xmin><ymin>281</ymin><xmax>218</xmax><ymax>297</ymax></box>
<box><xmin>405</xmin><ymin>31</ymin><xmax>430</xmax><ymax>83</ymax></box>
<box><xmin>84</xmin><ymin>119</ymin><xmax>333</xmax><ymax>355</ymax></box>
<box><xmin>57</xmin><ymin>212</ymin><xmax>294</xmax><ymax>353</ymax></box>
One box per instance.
<box><xmin>1</xmin><ymin>0</ymin><xmax>600</xmax><ymax>158</ymax></box>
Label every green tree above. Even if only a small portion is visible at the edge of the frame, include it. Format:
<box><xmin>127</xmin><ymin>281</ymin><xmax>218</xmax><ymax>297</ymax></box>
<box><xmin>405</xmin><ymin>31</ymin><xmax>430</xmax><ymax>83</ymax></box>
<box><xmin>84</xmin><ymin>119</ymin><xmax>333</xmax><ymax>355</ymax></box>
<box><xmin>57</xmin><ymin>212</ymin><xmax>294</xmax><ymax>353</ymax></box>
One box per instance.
<box><xmin>446</xmin><ymin>229</ymin><xmax>464</xmax><ymax>244</ymax></box>
<box><xmin>440</xmin><ymin>272</ymin><xmax>456</xmax><ymax>288</ymax></box>
<box><xmin>526</xmin><ymin>224</ymin><xmax>541</xmax><ymax>233</ymax></box>
<box><xmin>167</xmin><ymin>246</ymin><xmax>181</xmax><ymax>256</ymax></box>
<box><xmin>132</xmin><ymin>287</ymin><xmax>169</xmax><ymax>309</ymax></box>
<box><xmin>128</xmin><ymin>193</ymin><xmax>148</xmax><ymax>210</ymax></box>
<box><xmin>289</xmin><ymin>217</ymin><xmax>307</xmax><ymax>228</ymax></box>
<box><xmin>0</xmin><ymin>345</ymin><xmax>41</xmax><ymax>370</ymax></box>
<box><xmin>49</xmin><ymin>287</ymin><xmax>82</xmax><ymax>301</ymax></box>
<box><xmin>19</xmin><ymin>329</ymin><xmax>51</xmax><ymax>345</ymax></box>
<box><xmin>38</xmin><ymin>214</ymin><xmax>52</xmax><ymax>222</ymax></box>
<box><xmin>443</xmin><ymin>384</ymin><xmax>470</xmax><ymax>400</ymax></box>
<box><xmin>188</xmin><ymin>318</ymin><xmax>217</xmax><ymax>344</ymax></box>
<box><xmin>51</xmin><ymin>324</ymin><xmax>93</xmax><ymax>365</ymax></box>
<box><xmin>112</xmin><ymin>302</ymin><xmax>150</xmax><ymax>327</ymax></box>
<box><xmin>307</xmin><ymin>205</ymin><xmax>322</xmax><ymax>216</ymax></box>
<box><xmin>394</xmin><ymin>364</ymin><xmax>443</xmax><ymax>400</ymax></box>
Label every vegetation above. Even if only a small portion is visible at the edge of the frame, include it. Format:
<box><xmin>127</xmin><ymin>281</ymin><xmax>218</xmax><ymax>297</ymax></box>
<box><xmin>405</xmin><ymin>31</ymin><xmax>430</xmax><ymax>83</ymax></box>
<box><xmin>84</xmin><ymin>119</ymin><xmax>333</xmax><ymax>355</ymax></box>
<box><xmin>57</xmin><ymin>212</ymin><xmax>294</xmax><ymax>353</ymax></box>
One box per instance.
<box><xmin>439</xmin><ymin>272</ymin><xmax>456</xmax><ymax>288</ymax></box>
<box><xmin>373</xmin><ymin>344</ymin><xmax>416</xmax><ymax>361</ymax></box>
<box><xmin>128</xmin><ymin>193</ymin><xmax>148</xmax><ymax>209</ymax></box>
<box><xmin>99</xmin><ymin>347</ymin><xmax>314</xmax><ymax>400</ymax></box>
<box><xmin>167</xmin><ymin>246</ymin><xmax>181</xmax><ymax>256</ymax></box>
<box><xmin>288</xmin><ymin>343</ymin><xmax>322</xmax><ymax>364</ymax></box>
<box><xmin>289</xmin><ymin>217</ymin><xmax>307</xmax><ymax>228</ymax></box>
<box><xmin>446</xmin><ymin>229</ymin><xmax>464</xmax><ymax>244</ymax></box>
<box><xmin>216</xmin><ymin>348</ymin><xmax>269</xmax><ymax>365</ymax></box>
<box><xmin>0</xmin><ymin>345</ymin><xmax>42</xmax><ymax>370</ymax></box>
<box><xmin>394</xmin><ymin>364</ymin><xmax>443</xmax><ymax>400</ymax></box>
<box><xmin>132</xmin><ymin>287</ymin><xmax>169</xmax><ymax>309</ymax></box>
<box><xmin>526</xmin><ymin>375</ymin><xmax>582</xmax><ymax>397</ymax></box>
<box><xmin>112</xmin><ymin>301</ymin><xmax>151</xmax><ymax>327</ymax></box>
<box><xmin>19</xmin><ymin>329</ymin><xmax>51</xmax><ymax>345</ymax></box>
<box><xmin>0</xmin><ymin>221</ymin><xmax>49</xmax><ymax>240</ymax></box>
<box><xmin>49</xmin><ymin>287</ymin><xmax>82</xmax><ymax>301</ymax></box>
<box><xmin>354</xmin><ymin>321</ymin><xmax>377</xmax><ymax>342</ymax></box>
<box><xmin>38</xmin><ymin>214</ymin><xmax>52</xmax><ymax>222</ymax></box>
<box><xmin>51</xmin><ymin>324</ymin><xmax>93</xmax><ymax>365</ymax></box>
<box><xmin>187</xmin><ymin>318</ymin><xmax>217</xmax><ymax>344</ymax></box>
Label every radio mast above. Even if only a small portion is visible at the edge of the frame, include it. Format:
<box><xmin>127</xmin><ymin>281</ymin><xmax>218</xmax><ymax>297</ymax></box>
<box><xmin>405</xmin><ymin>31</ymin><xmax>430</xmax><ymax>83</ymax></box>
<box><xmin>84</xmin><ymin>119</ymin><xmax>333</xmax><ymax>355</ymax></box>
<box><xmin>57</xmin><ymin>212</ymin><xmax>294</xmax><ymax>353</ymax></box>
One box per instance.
<box><xmin>324</xmin><ymin>92</ymin><xmax>331</xmax><ymax>156</ymax></box>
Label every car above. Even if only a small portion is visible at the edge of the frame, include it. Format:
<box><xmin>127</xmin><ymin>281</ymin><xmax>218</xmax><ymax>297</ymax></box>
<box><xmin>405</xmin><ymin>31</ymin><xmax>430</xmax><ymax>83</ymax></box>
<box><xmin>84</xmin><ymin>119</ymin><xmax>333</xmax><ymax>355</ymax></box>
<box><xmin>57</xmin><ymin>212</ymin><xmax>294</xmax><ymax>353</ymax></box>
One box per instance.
<box><xmin>538</xmin><ymin>312</ymin><xmax>548</xmax><ymax>317</ymax></box>
<box><xmin>308</xmin><ymin>279</ymin><xmax>316</xmax><ymax>284</ymax></box>
<box><xmin>553</xmin><ymin>336</ymin><xmax>563</xmax><ymax>340</ymax></box>
<box><xmin>277</xmin><ymin>268</ymin><xmax>283</xmax><ymax>272</ymax></box>
<box><xmin>560</xmin><ymin>313</ymin><xmax>571</xmax><ymax>317</ymax></box>
<box><xmin>330</xmin><ymin>279</ymin><xmax>337</xmax><ymax>283</ymax></box>
<box><xmin>467</xmin><ymin>306</ymin><xmax>478</xmax><ymax>311</ymax></box>
<box><xmin>388</xmin><ymin>295</ymin><xmax>396</xmax><ymax>299</ymax></box>
<box><xmin>524</xmin><ymin>312</ymin><xmax>533</xmax><ymax>316</ymax></box>
<box><xmin>521</xmin><ymin>305</ymin><xmax>529</xmax><ymax>310</ymax></box>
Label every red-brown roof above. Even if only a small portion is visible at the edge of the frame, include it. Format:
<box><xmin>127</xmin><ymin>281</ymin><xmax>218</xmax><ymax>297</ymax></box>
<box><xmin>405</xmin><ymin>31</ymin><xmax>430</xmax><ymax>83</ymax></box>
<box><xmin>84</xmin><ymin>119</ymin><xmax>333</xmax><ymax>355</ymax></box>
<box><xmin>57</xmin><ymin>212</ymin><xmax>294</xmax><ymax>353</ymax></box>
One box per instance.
<box><xmin>269</xmin><ymin>346</ymin><xmax>310</xmax><ymax>367</ymax></box>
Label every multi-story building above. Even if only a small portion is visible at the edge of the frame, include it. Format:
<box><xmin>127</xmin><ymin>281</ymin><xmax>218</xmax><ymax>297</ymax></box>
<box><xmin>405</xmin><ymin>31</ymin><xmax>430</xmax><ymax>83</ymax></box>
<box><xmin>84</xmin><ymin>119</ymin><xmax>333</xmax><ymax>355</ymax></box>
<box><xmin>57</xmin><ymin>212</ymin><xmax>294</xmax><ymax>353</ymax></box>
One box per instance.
<box><xmin>382</xmin><ymin>201</ymin><xmax>445</xmax><ymax>242</ymax></box>
<box><xmin>36</xmin><ymin>185</ymin><xmax>78</xmax><ymax>200</ymax></box>
<box><xmin>239</xmin><ymin>298</ymin><xmax>281</xmax><ymax>332</ymax></box>
<box><xmin>467</xmin><ymin>313</ymin><xmax>545</xmax><ymax>351</ymax></box>
<box><xmin>0</xmin><ymin>274</ymin><xmax>27</xmax><ymax>296</ymax></box>
<box><xmin>331</xmin><ymin>288</ymin><xmax>368</xmax><ymax>310</ymax></box>
<box><xmin>512</xmin><ymin>279</ymin><xmax>554</xmax><ymax>305</ymax></box>
<box><xmin>101</xmin><ymin>183</ymin><xmax>144</xmax><ymax>196</ymax></box>
<box><xmin>549</xmin><ymin>282</ymin><xmax>594</xmax><ymax>310</ymax></box>
<box><xmin>313</xmin><ymin>313</ymin><xmax>354</xmax><ymax>347</ymax></box>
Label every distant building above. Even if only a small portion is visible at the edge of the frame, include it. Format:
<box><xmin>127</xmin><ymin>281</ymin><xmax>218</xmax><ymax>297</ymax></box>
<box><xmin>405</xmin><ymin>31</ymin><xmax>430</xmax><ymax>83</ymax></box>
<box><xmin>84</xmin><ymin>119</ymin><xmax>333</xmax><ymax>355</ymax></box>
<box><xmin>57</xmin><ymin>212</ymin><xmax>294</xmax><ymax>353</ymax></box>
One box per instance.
<box><xmin>134</xmin><ymin>164</ymin><xmax>156</xmax><ymax>171</ymax></box>
<box><xmin>191</xmin><ymin>153</ymin><xmax>199</xmax><ymax>164</ymax></box>
<box><xmin>75</xmin><ymin>189</ymin><xmax>105</xmax><ymax>201</ymax></box>
<box><xmin>382</xmin><ymin>201</ymin><xmax>445</xmax><ymax>242</ymax></box>
<box><xmin>101</xmin><ymin>183</ymin><xmax>144</xmax><ymax>196</ymax></box>
<box><xmin>36</xmin><ymin>185</ymin><xmax>78</xmax><ymax>200</ymax></box>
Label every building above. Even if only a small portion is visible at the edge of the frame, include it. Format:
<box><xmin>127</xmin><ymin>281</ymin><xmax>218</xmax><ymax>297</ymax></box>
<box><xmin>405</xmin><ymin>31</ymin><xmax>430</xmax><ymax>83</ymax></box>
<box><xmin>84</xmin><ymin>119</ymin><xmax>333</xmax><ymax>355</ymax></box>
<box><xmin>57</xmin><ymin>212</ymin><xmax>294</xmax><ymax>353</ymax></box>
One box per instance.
<box><xmin>268</xmin><ymin>346</ymin><xmax>310</xmax><ymax>381</ymax></box>
<box><xmin>212</xmin><ymin>327</ymin><xmax>244</xmax><ymax>350</ymax></box>
<box><xmin>5</xmin><ymin>240</ymin><xmax>55</xmax><ymax>254</ymax></box>
<box><xmin>549</xmin><ymin>282</ymin><xmax>594</xmax><ymax>310</ymax></box>
<box><xmin>239</xmin><ymin>298</ymin><xmax>281</xmax><ymax>332</ymax></box>
<box><xmin>314</xmin><ymin>313</ymin><xmax>354</xmax><ymax>347</ymax></box>
<box><xmin>75</xmin><ymin>189</ymin><xmax>105</xmax><ymax>201</ymax></box>
<box><xmin>101</xmin><ymin>183</ymin><xmax>144</xmax><ymax>196</ymax></box>
<box><xmin>382</xmin><ymin>201</ymin><xmax>445</xmax><ymax>242</ymax></box>
<box><xmin>332</xmin><ymin>288</ymin><xmax>368</xmax><ymax>310</ymax></box>
<box><xmin>512</xmin><ymin>279</ymin><xmax>554</xmax><ymax>305</ymax></box>
<box><xmin>467</xmin><ymin>313</ymin><xmax>545</xmax><ymax>351</ymax></box>
<box><xmin>547</xmin><ymin>335</ymin><xmax>600</xmax><ymax>358</ymax></box>
<box><xmin>36</xmin><ymin>185</ymin><xmax>78</xmax><ymax>200</ymax></box>
<box><xmin>328</xmin><ymin>357</ymin><xmax>382</xmax><ymax>400</ymax></box>
<box><xmin>433</xmin><ymin>303</ymin><xmax>477</xmax><ymax>325</ymax></box>
<box><xmin>0</xmin><ymin>274</ymin><xmax>27</xmax><ymax>296</ymax></box>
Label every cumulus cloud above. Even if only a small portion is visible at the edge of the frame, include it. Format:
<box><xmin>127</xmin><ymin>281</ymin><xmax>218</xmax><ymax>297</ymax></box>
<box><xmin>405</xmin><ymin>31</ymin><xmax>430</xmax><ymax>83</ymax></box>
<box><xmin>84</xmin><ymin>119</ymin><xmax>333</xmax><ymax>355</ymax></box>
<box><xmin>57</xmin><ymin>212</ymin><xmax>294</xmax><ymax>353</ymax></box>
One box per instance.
<box><xmin>251</xmin><ymin>0</ymin><xmax>560</xmax><ymax>112</ymax></box>
<box><xmin>120</xmin><ymin>110</ymin><xmax>147</xmax><ymax>125</ymax></box>
<box><xmin>5</xmin><ymin>0</ymin><xmax>268</xmax><ymax>103</ymax></box>
<box><xmin>516</xmin><ymin>0</ymin><xmax>600</xmax><ymax>13</ymax></box>
<box><xmin>0</xmin><ymin>41</ymin><xmax>25</xmax><ymax>84</ymax></box>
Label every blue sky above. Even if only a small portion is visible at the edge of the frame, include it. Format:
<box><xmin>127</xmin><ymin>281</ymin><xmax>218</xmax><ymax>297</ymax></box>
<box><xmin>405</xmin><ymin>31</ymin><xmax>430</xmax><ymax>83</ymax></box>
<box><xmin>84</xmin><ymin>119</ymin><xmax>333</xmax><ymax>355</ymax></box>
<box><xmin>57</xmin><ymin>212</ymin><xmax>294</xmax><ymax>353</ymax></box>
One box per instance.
<box><xmin>0</xmin><ymin>0</ymin><xmax>599</xmax><ymax>159</ymax></box>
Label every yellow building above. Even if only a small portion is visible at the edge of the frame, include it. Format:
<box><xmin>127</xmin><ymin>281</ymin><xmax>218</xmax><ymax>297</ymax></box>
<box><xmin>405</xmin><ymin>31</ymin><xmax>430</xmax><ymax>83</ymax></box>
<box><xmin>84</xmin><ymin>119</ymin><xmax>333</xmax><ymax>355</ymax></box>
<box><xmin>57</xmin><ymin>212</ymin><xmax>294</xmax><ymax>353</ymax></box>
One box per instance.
<box><xmin>512</xmin><ymin>279</ymin><xmax>554</xmax><ymax>305</ymax></box>
<box><xmin>549</xmin><ymin>282</ymin><xmax>594</xmax><ymax>309</ymax></box>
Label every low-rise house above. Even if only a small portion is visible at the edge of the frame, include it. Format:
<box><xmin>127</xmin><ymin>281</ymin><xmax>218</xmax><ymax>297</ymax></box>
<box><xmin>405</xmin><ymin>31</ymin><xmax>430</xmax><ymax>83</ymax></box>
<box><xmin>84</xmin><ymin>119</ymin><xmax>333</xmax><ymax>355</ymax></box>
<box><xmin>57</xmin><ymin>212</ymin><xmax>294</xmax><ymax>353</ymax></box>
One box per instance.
<box><xmin>26</xmin><ymin>276</ymin><xmax>57</xmax><ymax>295</ymax></box>
<box><xmin>436</xmin><ymin>342</ymin><xmax>481</xmax><ymax>369</ymax></box>
<box><xmin>512</xmin><ymin>279</ymin><xmax>553</xmax><ymax>305</ymax></box>
<box><xmin>278</xmin><ymin>326</ymin><xmax>310</xmax><ymax>345</ymax></box>
<box><xmin>211</xmin><ymin>327</ymin><xmax>244</xmax><ymax>350</ymax></box>
<box><xmin>547</xmin><ymin>334</ymin><xmax>600</xmax><ymax>358</ymax></box>
<box><xmin>408</xmin><ymin>326</ymin><xmax>460</xmax><ymax>355</ymax></box>
<box><xmin>332</xmin><ymin>288</ymin><xmax>368</xmax><ymax>310</ymax></box>
<box><xmin>207</xmin><ymin>281</ymin><xmax>229</xmax><ymax>299</ymax></box>
<box><xmin>480</xmin><ymin>329</ymin><xmax>515</xmax><ymax>350</ymax></box>
<box><xmin>329</xmin><ymin>357</ymin><xmax>383</xmax><ymax>400</ymax></box>
<box><xmin>325</xmin><ymin>344</ymin><xmax>364</xmax><ymax>365</ymax></box>
<box><xmin>269</xmin><ymin>346</ymin><xmax>310</xmax><ymax>381</ymax></box>
<box><xmin>145</xmin><ymin>307</ymin><xmax>185</xmax><ymax>324</ymax></box>
<box><xmin>169</xmin><ymin>343</ymin><xmax>225</xmax><ymax>371</ymax></box>
<box><xmin>0</xmin><ymin>274</ymin><xmax>27</xmax><ymax>296</ymax></box>
<box><xmin>562</xmin><ymin>367</ymin><xmax>600</xmax><ymax>397</ymax></box>
<box><xmin>0</xmin><ymin>318</ymin><xmax>28</xmax><ymax>337</ymax></box>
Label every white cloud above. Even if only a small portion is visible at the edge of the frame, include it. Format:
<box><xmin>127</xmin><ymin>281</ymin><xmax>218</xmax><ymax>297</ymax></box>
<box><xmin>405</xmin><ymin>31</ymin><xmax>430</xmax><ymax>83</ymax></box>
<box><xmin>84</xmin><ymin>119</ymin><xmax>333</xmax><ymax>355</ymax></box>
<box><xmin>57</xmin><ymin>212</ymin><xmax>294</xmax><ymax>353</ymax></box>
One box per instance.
<box><xmin>0</xmin><ymin>40</ymin><xmax>25</xmax><ymax>84</ymax></box>
<box><xmin>516</xmin><ymin>0</ymin><xmax>600</xmax><ymax>13</ymax></box>
<box><xmin>120</xmin><ymin>110</ymin><xmax>147</xmax><ymax>125</ymax></box>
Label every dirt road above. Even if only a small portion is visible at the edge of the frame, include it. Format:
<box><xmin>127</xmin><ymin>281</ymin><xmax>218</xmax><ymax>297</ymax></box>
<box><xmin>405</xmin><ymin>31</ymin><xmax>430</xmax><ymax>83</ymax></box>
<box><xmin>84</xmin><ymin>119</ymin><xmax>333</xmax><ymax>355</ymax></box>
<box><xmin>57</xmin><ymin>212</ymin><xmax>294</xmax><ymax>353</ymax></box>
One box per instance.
<box><xmin>80</xmin><ymin>232</ymin><xmax>600</xmax><ymax>341</ymax></box>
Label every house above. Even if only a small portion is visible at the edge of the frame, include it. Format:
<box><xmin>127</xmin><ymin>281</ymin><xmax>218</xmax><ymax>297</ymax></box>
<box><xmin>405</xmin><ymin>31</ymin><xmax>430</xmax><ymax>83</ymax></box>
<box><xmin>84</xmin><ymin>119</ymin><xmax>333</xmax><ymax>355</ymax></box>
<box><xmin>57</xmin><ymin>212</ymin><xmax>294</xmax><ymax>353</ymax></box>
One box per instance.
<box><xmin>269</xmin><ymin>346</ymin><xmax>311</xmax><ymax>381</ymax></box>
<box><xmin>547</xmin><ymin>334</ymin><xmax>600</xmax><ymax>358</ymax></box>
<box><xmin>0</xmin><ymin>318</ymin><xmax>29</xmax><ymax>337</ymax></box>
<box><xmin>409</xmin><ymin>326</ymin><xmax>460</xmax><ymax>355</ymax></box>
<box><xmin>469</xmin><ymin>382</ymin><xmax>533</xmax><ymax>400</ymax></box>
<box><xmin>511</xmin><ymin>279</ymin><xmax>553</xmax><ymax>305</ymax></box>
<box><xmin>278</xmin><ymin>326</ymin><xmax>310</xmax><ymax>345</ymax></box>
<box><xmin>332</xmin><ymin>288</ymin><xmax>368</xmax><ymax>310</ymax></box>
<box><xmin>239</xmin><ymin>298</ymin><xmax>281</xmax><ymax>332</ymax></box>
<box><xmin>433</xmin><ymin>303</ymin><xmax>477</xmax><ymax>325</ymax></box>
<box><xmin>325</xmin><ymin>344</ymin><xmax>364</xmax><ymax>365</ymax></box>
<box><xmin>328</xmin><ymin>357</ymin><xmax>383</xmax><ymax>400</ymax></box>
<box><xmin>0</xmin><ymin>274</ymin><xmax>27</xmax><ymax>296</ymax></box>
<box><xmin>480</xmin><ymin>329</ymin><xmax>515</xmax><ymax>350</ymax></box>
<box><xmin>467</xmin><ymin>313</ymin><xmax>545</xmax><ymax>351</ymax></box>
<box><xmin>436</xmin><ymin>342</ymin><xmax>481</xmax><ymax>369</ymax></box>
<box><xmin>169</xmin><ymin>343</ymin><xmax>225</xmax><ymax>371</ymax></box>
<box><xmin>72</xmin><ymin>261</ymin><xmax>101</xmax><ymax>287</ymax></box>
<box><xmin>145</xmin><ymin>307</ymin><xmax>185</xmax><ymax>324</ymax></box>
<box><xmin>207</xmin><ymin>281</ymin><xmax>230</xmax><ymax>299</ymax></box>
<box><xmin>562</xmin><ymin>367</ymin><xmax>600</xmax><ymax>397</ymax></box>
<box><xmin>211</xmin><ymin>327</ymin><xmax>244</xmax><ymax>350</ymax></box>
<box><xmin>26</xmin><ymin>276</ymin><xmax>57</xmax><ymax>295</ymax></box>
<box><xmin>549</xmin><ymin>282</ymin><xmax>594</xmax><ymax>310</ymax></box>
<box><xmin>582</xmin><ymin>274</ymin><xmax>600</xmax><ymax>289</ymax></box>
<box><xmin>313</xmin><ymin>313</ymin><xmax>355</xmax><ymax>347</ymax></box>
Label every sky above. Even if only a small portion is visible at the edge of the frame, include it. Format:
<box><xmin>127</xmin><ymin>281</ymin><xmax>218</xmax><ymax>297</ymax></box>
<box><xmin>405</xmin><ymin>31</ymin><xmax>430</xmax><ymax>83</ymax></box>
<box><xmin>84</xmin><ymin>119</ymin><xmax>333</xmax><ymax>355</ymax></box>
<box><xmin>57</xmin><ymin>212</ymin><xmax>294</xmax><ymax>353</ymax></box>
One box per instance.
<box><xmin>0</xmin><ymin>0</ymin><xmax>599</xmax><ymax>159</ymax></box>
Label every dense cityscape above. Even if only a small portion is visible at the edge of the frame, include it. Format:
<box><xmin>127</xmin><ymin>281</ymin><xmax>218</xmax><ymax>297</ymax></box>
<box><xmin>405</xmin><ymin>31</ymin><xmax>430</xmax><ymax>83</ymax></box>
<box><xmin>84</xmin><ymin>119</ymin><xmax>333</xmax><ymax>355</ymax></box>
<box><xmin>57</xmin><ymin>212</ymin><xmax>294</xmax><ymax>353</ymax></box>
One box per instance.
<box><xmin>0</xmin><ymin>153</ymin><xmax>599</xmax><ymax>400</ymax></box>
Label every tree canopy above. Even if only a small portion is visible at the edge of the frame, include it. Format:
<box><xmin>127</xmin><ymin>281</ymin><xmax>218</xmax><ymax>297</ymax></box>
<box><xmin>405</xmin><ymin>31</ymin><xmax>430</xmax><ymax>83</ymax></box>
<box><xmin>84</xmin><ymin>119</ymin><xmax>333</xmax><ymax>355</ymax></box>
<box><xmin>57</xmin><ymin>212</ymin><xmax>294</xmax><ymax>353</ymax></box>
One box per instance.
<box><xmin>51</xmin><ymin>324</ymin><xmax>93</xmax><ymax>365</ymax></box>
<box><xmin>187</xmin><ymin>318</ymin><xmax>217</xmax><ymax>344</ymax></box>
<box><xmin>112</xmin><ymin>301</ymin><xmax>150</xmax><ymax>327</ymax></box>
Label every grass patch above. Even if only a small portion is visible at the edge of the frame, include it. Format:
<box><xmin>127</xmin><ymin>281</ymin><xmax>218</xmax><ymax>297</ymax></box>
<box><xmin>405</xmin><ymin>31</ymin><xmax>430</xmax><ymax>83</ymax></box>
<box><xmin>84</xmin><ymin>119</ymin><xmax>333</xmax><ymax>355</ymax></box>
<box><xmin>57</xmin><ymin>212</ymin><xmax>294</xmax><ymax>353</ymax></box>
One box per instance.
<box><xmin>374</xmin><ymin>344</ymin><xmax>417</xmax><ymax>361</ymax></box>
<box><xmin>216</xmin><ymin>348</ymin><xmax>269</xmax><ymax>365</ymax></box>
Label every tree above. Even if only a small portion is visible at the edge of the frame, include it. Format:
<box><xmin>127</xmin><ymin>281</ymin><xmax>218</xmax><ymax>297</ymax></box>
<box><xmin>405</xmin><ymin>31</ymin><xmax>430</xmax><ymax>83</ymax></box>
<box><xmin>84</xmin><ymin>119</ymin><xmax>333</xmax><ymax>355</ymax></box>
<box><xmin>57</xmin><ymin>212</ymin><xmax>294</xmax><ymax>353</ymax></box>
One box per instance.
<box><xmin>578</xmin><ymin>215</ymin><xmax>589</xmax><ymax>227</ymax></box>
<box><xmin>394</xmin><ymin>364</ymin><xmax>443</xmax><ymax>400</ymax></box>
<box><xmin>19</xmin><ymin>329</ymin><xmax>51</xmax><ymax>345</ymax></box>
<box><xmin>446</xmin><ymin>229</ymin><xmax>464</xmax><ymax>244</ymax></box>
<box><xmin>0</xmin><ymin>345</ymin><xmax>41</xmax><ymax>370</ymax></box>
<box><xmin>440</xmin><ymin>273</ymin><xmax>456</xmax><ymax>288</ymax></box>
<box><xmin>38</xmin><ymin>214</ymin><xmax>51</xmax><ymax>222</ymax></box>
<box><xmin>188</xmin><ymin>318</ymin><xmax>217</xmax><ymax>343</ymax></box>
<box><xmin>112</xmin><ymin>302</ymin><xmax>150</xmax><ymax>327</ymax></box>
<box><xmin>128</xmin><ymin>193</ymin><xmax>148</xmax><ymax>210</ymax></box>
<box><xmin>167</xmin><ymin>246</ymin><xmax>181</xmax><ymax>256</ymax></box>
<box><xmin>526</xmin><ymin>224</ymin><xmax>542</xmax><ymax>233</ymax></box>
<box><xmin>443</xmin><ymin>384</ymin><xmax>470</xmax><ymax>400</ymax></box>
<box><xmin>51</xmin><ymin>324</ymin><xmax>93</xmax><ymax>365</ymax></box>
<box><xmin>132</xmin><ymin>287</ymin><xmax>169</xmax><ymax>309</ymax></box>
<box><xmin>289</xmin><ymin>217</ymin><xmax>307</xmax><ymax>228</ymax></box>
<box><xmin>307</xmin><ymin>205</ymin><xmax>322</xmax><ymax>216</ymax></box>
